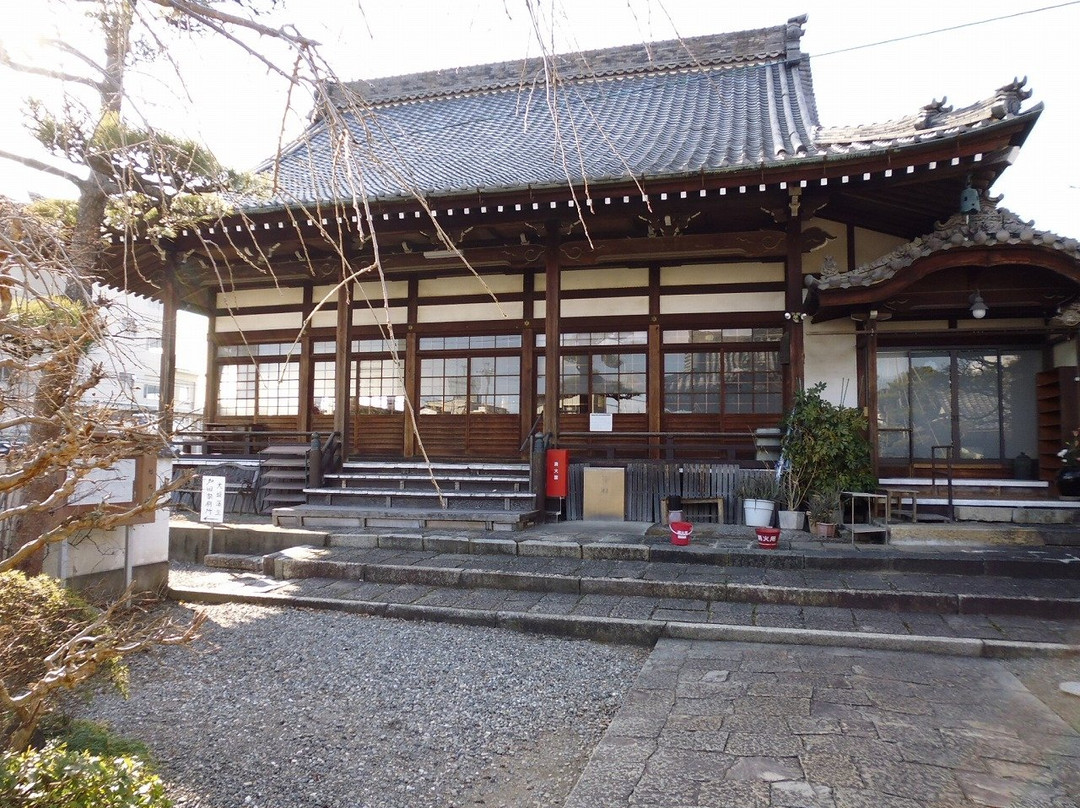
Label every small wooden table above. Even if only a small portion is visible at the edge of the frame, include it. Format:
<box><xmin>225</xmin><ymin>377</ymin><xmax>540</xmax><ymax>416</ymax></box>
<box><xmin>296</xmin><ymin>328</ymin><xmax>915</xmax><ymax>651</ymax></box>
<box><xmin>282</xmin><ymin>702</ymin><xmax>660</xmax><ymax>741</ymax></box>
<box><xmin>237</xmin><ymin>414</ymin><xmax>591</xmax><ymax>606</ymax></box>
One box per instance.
<box><xmin>660</xmin><ymin>497</ymin><xmax>724</xmax><ymax>525</ymax></box>
<box><xmin>878</xmin><ymin>487</ymin><xmax>918</xmax><ymax>523</ymax></box>
<box><xmin>841</xmin><ymin>491</ymin><xmax>890</xmax><ymax>544</ymax></box>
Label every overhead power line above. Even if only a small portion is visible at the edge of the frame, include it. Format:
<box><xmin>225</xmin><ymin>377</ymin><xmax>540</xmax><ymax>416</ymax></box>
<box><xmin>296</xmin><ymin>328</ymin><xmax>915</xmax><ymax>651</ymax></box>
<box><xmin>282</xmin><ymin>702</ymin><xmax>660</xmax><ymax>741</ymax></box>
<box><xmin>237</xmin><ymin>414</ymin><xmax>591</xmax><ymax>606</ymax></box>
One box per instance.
<box><xmin>815</xmin><ymin>2</ymin><xmax>1080</xmax><ymax>59</ymax></box>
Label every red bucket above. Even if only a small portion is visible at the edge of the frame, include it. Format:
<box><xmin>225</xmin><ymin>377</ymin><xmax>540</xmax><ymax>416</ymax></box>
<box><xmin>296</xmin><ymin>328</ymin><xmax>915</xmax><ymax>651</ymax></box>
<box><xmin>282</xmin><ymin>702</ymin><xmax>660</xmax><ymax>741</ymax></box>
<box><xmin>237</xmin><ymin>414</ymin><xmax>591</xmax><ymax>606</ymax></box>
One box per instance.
<box><xmin>670</xmin><ymin>521</ymin><xmax>693</xmax><ymax>546</ymax></box>
<box><xmin>756</xmin><ymin>527</ymin><xmax>780</xmax><ymax>550</ymax></box>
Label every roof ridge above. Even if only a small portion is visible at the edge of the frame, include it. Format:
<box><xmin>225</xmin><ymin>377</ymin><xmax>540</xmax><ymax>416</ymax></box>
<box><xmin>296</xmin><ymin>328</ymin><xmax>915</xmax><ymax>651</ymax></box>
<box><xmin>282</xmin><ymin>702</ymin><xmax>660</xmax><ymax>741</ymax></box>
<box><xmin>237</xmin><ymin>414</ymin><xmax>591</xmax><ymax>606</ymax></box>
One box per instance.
<box><xmin>817</xmin><ymin>77</ymin><xmax>1038</xmax><ymax>144</ymax></box>
<box><xmin>330</xmin><ymin>15</ymin><xmax>808</xmax><ymax>107</ymax></box>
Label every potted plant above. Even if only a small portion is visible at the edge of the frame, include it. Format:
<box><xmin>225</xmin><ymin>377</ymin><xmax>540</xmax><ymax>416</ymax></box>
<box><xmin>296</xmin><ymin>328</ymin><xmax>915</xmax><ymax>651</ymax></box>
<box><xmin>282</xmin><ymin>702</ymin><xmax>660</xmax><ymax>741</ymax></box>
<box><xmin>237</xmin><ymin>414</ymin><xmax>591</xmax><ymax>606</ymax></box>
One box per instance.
<box><xmin>807</xmin><ymin>486</ymin><xmax>841</xmax><ymax>538</ymax></box>
<box><xmin>780</xmin><ymin>382</ymin><xmax>876</xmax><ymax>505</ymax></box>
<box><xmin>777</xmin><ymin>466</ymin><xmax>806</xmax><ymax>530</ymax></box>
<box><xmin>1056</xmin><ymin>428</ymin><xmax>1080</xmax><ymax>497</ymax></box>
<box><xmin>736</xmin><ymin>470</ymin><xmax>779</xmax><ymax>527</ymax></box>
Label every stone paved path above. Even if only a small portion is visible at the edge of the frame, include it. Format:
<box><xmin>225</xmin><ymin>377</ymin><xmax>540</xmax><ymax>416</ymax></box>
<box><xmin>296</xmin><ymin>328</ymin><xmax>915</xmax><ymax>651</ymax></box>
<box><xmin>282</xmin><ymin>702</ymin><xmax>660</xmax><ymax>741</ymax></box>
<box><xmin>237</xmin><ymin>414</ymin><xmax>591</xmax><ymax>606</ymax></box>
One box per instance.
<box><xmin>564</xmin><ymin>640</ymin><xmax>1080</xmax><ymax>808</ymax></box>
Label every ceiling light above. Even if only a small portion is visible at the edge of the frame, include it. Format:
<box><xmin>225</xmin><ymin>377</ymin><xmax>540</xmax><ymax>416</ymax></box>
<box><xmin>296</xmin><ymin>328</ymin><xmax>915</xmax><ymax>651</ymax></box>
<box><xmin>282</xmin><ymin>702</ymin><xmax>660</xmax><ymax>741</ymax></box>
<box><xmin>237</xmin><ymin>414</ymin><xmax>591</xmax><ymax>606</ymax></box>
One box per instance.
<box><xmin>970</xmin><ymin>291</ymin><xmax>988</xmax><ymax>319</ymax></box>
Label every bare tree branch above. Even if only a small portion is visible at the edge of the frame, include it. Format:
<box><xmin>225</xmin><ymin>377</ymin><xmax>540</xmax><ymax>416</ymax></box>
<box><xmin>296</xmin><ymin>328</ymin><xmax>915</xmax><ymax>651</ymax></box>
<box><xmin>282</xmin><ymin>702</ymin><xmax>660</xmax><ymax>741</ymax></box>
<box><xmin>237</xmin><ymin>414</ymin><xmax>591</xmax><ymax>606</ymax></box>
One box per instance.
<box><xmin>143</xmin><ymin>0</ymin><xmax>320</xmax><ymax>47</ymax></box>
<box><xmin>0</xmin><ymin>43</ymin><xmax>105</xmax><ymax>91</ymax></box>
<box><xmin>0</xmin><ymin>149</ymin><xmax>88</xmax><ymax>190</ymax></box>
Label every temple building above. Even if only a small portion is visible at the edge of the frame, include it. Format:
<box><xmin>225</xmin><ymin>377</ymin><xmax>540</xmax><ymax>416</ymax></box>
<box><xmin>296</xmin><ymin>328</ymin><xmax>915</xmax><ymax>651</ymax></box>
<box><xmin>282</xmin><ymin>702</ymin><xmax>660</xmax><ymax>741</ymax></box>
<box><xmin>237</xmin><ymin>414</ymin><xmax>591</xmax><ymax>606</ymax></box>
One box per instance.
<box><xmin>101</xmin><ymin>16</ymin><xmax>1080</xmax><ymax>528</ymax></box>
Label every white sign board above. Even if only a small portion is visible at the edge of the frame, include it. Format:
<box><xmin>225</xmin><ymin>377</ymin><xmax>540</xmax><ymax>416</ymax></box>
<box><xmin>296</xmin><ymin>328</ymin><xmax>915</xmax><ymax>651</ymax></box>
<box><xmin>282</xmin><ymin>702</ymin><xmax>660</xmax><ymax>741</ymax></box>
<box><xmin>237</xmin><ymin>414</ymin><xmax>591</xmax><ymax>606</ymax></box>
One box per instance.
<box><xmin>589</xmin><ymin>413</ymin><xmax>613</xmax><ymax>432</ymax></box>
<box><xmin>200</xmin><ymin>475</ymin><xmax>227</xmax><ymax>524</ymax></box>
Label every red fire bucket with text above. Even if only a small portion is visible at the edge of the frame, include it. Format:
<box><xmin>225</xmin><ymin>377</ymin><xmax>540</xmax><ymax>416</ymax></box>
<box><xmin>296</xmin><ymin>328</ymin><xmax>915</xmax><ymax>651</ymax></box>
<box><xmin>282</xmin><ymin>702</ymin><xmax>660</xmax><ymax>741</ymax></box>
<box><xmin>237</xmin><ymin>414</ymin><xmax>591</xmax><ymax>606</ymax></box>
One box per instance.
<box><xmin>756</xmin><ymin>527</ymin><xmax>780</xmax><ymax>550</ymax></box>
<box><xmin>670</xmin><ymin>521</ymin><xmax>693</xmax><ymax>546</ymax></box>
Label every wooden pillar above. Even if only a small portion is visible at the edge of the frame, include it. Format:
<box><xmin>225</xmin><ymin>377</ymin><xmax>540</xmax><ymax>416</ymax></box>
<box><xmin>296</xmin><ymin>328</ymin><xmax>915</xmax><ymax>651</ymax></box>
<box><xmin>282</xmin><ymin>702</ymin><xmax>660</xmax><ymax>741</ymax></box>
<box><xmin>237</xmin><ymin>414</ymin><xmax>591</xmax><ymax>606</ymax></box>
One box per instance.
<box><xmin>298</xmin><ymin>284</ymin><xmax>314</xmax><ymax>434</ymax></box>
<box><xmin>158</xmin><ymin>253</ymin><xmax>179</xmax><ymax>436</ymax></box>
<box><xmin>647</xmin><ymin>264</ymin><xmax>662</xmax><ymax>459</ymax></box>
<box><xmin>864</xmin><ymin>319</ymin><xmax>880</xmax><ymax>473</ymax></box>
<box><xmin>520</xmin><ymin>270</ymin><xmax>536</xmax><ymax>453</ymax></box>
<box><xmin>203</xmin><ymin>288</ymin><xmax>218</xmax><ymax>423</ymax></box>
<box><xmin>543</xmin><ymin>221</ymin><xmax>561</xmax><ymax>441</ymax></box>
<box><xmin>785</xmin><ymin>200</ymin><xmax>805</xmax><ymax>405</ymax></box>
<box><xmin>333</xmin><ymin>278</ymin><xmax>353</xmax><ymax>457</ymax></box>
<box><xmin>404</xmin><ymin>277</ymin><xmax>420</xmax><ymax>457</ymax></box>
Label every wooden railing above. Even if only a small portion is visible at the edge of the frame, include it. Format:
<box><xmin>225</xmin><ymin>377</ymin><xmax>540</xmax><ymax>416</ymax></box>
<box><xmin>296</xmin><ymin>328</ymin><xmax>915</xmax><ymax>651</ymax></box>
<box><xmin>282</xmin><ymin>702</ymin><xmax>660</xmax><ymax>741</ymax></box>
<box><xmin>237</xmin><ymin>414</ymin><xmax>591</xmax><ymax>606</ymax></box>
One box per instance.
<box><xmin>555</xmin><ymin>431</ymin><xmax>760</xmax><ymax>463</ymax></box>
<box><xmin>170</xmin><ymin>428</ymin><xmax>331</xmax><ymax>457</ymax></box>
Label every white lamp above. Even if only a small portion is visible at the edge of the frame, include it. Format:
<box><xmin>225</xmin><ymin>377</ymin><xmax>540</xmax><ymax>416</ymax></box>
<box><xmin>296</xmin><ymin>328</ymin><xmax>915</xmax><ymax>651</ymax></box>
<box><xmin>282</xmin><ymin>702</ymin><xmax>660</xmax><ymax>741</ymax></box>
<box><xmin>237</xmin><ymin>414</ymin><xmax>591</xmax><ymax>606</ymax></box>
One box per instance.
<box><xmin>969</xmin><ymin>291</ymin><xmax>988</xmax><ymax>319</ymax></box>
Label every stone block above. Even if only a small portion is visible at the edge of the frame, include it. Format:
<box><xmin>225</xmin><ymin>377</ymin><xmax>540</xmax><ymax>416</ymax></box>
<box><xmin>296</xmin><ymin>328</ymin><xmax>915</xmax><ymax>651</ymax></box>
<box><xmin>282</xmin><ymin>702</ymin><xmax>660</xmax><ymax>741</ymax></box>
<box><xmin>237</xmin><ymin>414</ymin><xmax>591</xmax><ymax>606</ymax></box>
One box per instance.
<box><xmin>423</xmin><ymin>535</ymin><xmax>472</xmax><ymax>554</ymax></box>
<box><xmin>518</xmin><ymin>539</ymin><xmax>581</xmax><ymax>558</ymax></box>
<box><xmin>469</xmin><ymin>537</ymin><xmax>517</xmax><ymax>555</ymax></box>
<box><xmin>329</xmin><ymin>533</ymin><xmax>379</xmax><ymax>548</ymax></box>
<box><xmin>582</xmin><ymin>542</ymin><xmax>649</xmax><ymax>561</ymax></box>
<box><xmin>378</xmin><ymin>533</ymin><xmax>425</xmax><ymax>551</ymax></box>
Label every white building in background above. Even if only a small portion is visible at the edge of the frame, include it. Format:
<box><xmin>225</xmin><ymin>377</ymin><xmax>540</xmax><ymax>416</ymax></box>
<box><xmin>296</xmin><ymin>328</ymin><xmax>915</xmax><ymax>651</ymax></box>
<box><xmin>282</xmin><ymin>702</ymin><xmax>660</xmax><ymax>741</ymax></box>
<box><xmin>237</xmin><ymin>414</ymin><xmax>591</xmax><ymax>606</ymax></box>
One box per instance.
<box><xmin>88</xmin><ymin>288</ymin><xmax>206</xmax><ymax>430</ymax></box>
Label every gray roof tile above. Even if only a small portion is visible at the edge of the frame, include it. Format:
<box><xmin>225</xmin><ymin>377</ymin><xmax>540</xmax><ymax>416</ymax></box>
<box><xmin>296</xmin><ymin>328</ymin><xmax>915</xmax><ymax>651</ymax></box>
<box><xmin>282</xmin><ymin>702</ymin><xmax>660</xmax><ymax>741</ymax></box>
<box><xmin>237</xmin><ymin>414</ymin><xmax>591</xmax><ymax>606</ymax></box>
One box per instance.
<box><xmin>810</xmin><ymin>200</ymin><xmax>1080</xmax><ymax>292</ymax></box>
<box><xmin>256</xmin><ymin>22</ymin><xmax>1037</xmax><ymax>209</ymax></box>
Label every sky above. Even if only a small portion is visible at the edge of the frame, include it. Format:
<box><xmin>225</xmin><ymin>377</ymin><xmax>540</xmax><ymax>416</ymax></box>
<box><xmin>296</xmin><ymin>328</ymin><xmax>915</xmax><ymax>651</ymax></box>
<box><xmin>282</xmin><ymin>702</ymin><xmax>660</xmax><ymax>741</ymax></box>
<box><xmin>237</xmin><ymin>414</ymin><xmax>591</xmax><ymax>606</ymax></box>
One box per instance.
<box><xmin>1</xmin><ymin>0</ymin><xmax>1077</xmax><ymax>235</ymax></box>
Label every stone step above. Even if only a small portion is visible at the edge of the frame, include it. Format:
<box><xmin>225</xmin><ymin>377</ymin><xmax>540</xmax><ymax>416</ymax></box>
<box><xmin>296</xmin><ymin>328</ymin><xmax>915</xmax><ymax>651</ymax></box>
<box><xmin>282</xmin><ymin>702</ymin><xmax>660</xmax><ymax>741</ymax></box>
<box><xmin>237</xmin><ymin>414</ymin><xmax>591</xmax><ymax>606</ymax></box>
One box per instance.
<box><xmin>303</xmin><ymin>488</ymin><xmax>536</xmax><ymax>511</ymax></box>
<box><xmin>261</xmin><ymin>545</ymin><xmax>1080</xmax><ymax>620</ymax></box>
<box><xmin>203</xmin><ymin>552</ymin><xmax>265</xmax><ymax>572</ymax></box>
<box><xmin>169</xmin><ymin>563</ymin><xmax>1080</xmax><ymax>655</ymax></box>
<box><xmin>272</xmin><ymin>505</ymin><xmax>539</xmax><ymax>532</ymax></box>
<box><xmin>324</xmin><ymin>473</ymin><xmax>528</xmax><ymax>491</ymax></box>
<box><xmin>341</xmin><ymin>460</ymin><xmax>529</xmax><ymax>475</ymax></box>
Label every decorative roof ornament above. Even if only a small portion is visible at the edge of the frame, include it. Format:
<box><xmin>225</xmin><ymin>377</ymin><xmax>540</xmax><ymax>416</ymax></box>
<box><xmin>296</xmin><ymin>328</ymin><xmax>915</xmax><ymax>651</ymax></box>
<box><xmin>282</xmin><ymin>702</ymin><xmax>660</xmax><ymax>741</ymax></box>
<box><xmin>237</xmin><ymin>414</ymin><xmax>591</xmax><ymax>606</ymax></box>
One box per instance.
<box><xmin>1052</xmin><ymin>302</ymin><xmax>1080</xmax><ymax>329</ymax></box>
<box><xmin>914</xmin><ymin>97</ymin><xmax>953</xmax><ymax>131</ymax></box>
<box><xmin>991</xmin><ymin>77</ymin><xmax>1032</xmax><ymax>119</ymax></box>
<box><xmin>785</xmin><ymin>14</ymin><xmax>808</xmax><ymax>65</ymax></box>
<box><xmin>811</xmin><ymin>198</ymin><xmax>1080</xmax><ymax>292</ymax></box>
<box><xmin>819</xmin><ymin>255</ymin><xmax>840</xmax><ymax>278</ymax></box>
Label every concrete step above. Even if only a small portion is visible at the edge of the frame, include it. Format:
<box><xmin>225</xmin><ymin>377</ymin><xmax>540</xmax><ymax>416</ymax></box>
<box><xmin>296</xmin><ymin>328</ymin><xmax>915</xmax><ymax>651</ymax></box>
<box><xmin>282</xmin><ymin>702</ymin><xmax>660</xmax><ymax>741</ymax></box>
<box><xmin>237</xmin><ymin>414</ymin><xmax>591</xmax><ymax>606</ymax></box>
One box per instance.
<box><xmin>324</xmin><ymin>473</ymin><xmax>528</xmax><ymax>491</ymax></box>
<box><xmin>204</xmin><ymin>552</ymin><xmax>265</xmax><ymax>572</ymax></box>
<box><xmin>303</xmin><ymin>488</ymin><xmax>535</xmax><ymax>511</ymax></box>
<box><xmin>259</xmin><ymin>545</ymin><xmax>1080</xmax><ymax>620</ymax></box>
<box><xmin>341</xmin><ymin>460</ymin><xmax>529</xmax><ymax>475</ymax></box>
<box><xmin>168</xmin><ymin>562</ymin><xmax>1080</xmax><ymax>656</ymax></box>
<box><xmin>272</xmin><ymin>505</ymin><xmax>539</xmax><ymax>532</ymax></box>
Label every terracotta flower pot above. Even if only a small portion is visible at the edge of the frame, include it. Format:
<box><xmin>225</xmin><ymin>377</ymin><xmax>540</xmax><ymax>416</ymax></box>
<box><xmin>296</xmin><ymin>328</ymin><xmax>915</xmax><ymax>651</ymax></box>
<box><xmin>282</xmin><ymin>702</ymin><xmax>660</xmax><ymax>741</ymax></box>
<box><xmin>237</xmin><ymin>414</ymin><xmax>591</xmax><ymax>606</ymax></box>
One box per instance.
<box><xmin>810</xmin><ymin>521</ymin><xmax>838</xmax><ymax>538</ymax></box>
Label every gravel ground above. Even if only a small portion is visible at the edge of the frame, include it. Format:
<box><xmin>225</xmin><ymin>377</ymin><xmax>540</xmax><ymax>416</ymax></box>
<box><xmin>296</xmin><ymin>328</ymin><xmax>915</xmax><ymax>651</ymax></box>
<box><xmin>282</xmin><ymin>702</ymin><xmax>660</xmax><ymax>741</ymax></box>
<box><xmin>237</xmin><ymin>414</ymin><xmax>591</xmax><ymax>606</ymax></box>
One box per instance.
<box><xmin>73</xmin><ymin>601</ymin><xmax>648</xmax><ymax>808</ymax></box>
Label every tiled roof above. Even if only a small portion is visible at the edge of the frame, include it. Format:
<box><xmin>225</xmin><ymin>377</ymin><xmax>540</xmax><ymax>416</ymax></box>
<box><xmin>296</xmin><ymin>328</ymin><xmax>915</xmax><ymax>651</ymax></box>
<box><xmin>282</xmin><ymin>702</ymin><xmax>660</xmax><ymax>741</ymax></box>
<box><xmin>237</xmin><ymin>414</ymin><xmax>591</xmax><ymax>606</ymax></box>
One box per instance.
<box><xmin>815</xmin><ymin>79</ymin><xmax>1041</xmax><ymax>158</ymax></box>
<box><xmin>257</xmin><ymin>20</ymin><xmax>1038</xmax><ymax>208</ymax></box>
<box><xmin>265</xmin><ymin>17</ymin><xmax>820</xmax><ymax>205</ymax></box>
<box><xmin>810</xmin><ymin>200</ymin><xmax>1080</xmax><ymax>292</ymax></box>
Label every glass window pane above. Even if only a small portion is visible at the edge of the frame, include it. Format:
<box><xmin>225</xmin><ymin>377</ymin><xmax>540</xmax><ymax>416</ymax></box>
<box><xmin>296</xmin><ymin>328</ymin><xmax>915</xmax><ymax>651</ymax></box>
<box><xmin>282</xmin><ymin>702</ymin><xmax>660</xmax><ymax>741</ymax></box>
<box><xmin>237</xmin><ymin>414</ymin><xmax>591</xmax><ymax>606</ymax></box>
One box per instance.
<box><xmin>313</xmin><ymin>361</ymin><xmax>335</xmax><ymax>415</ymax></box>
<box><xmin>258</xmin><ymin>362</ymin><xmax>299</xmax><ymax>416</ymax></box>
<box><xmin>1002</xmin><ymin>352</ymin><xmax>1038</xmax><ymax>459</ymax></box>
<box><xmin>217</xmin><ymin>364</ymin><xmax>255</xmax><ymax>417</ymax></box>
<box><xmin>957</xmin><ymin>352</ymin><xmax>1001</xmax><ymax>460</ymax></box>
<box><xmin>876</xmin><ymin>352</ymin><xmax>911</xmax><ymax>459</ymax></box>
<box><xmin>909</xmin><ymin>355</ymin><xmax>953</xmax><ymax>459</ymax></box>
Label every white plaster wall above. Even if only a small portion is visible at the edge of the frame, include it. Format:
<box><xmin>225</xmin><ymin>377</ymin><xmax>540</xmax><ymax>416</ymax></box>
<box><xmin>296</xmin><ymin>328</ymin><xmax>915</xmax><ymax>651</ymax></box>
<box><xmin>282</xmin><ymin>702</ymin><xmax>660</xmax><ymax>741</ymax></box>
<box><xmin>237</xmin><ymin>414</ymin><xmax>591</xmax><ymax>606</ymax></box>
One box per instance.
<box><xmin>215</xmin><ymin>311</ymin><xmax>305</xmax><ymax>333</ymax></box>
<box><xmin>1054</xmin><ymin>339</ymin><xmax>1077</xmax><ymax>367</ymax></box>
<box><xmin>356</xmin><ymin>280</ymin><xmax>409</xmax><ymax>303</ymax></box>
<box><xmin>854</xmin><ymin>227</ymin><xmax>907</xmax><ymax>267</ymax></box>
<box><xmin>418</xmin><ymin>301</ymin><xmax>523</xmax><ymax>323</ymax></box>
<box><xmin>561</xmin><ymin>296</ymin><xmax>648</xmax><ymax>318</ymax></box>
<box><xmin>803</xmin><ymin>319</ymin><xmax>859</xmax><ymax>407</ymax></box>
<box><xmin>661</xmin><ymin>262</ymin><xmax>783</xmax><ymax>285</ymax></box>
<box><xmin>562</xmin><ymin>267</ymin><xmax>647</xmax><ymax>290</ymax></box>
<box><xmin>419</xmin><ymin>274</ymin><xmax>522</xmax><ymax>296</ymax></box>
<box><xmin>354</xmin><ymin>306</ymin><xmax>407</xmax><ymax>326</ymax></box>
<box><xmin>660</xmin><ymin>291</ymin><xmax>784</xmax><ymax>315</ymax></box>
<box><xmin>217</xmin><ymin>287</ymin><xmax>304</xmax><ymax>310</ymax></box>
<box><xmin>41</xmin><ymin>458</ymin><xmax>172</xmax><ymax>581</ymax></box>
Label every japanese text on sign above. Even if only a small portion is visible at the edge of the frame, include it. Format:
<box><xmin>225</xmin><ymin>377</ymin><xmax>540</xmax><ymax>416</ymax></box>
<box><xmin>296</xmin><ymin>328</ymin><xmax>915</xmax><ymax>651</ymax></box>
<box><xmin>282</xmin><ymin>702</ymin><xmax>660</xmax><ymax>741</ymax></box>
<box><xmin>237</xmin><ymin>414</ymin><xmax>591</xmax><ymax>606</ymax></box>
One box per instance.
<box><xmin>200</xmin><ymin>475</ymin><xmax>226</xmax><ymax>523</ymax></box>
